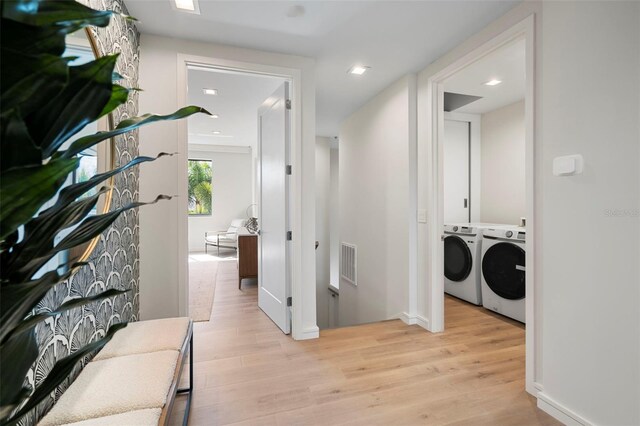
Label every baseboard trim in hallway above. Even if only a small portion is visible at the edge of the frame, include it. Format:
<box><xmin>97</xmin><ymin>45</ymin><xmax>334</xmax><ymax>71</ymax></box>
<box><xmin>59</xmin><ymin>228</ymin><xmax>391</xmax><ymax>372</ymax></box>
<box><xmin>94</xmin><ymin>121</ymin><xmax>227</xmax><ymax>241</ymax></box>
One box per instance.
<box><xmin>299</xmin><ymin>326</ymin><xmax>320</xmax><ymax>340</ymax></box>
<box><xmin>398</xmin><ymin>312</ymin><xmax>417</xmax><ymax>325</ymax></box>
<box><xmin>537</xmin><ymin>391</ymin><xmax>592</xmax><ymax>426</ymax></box>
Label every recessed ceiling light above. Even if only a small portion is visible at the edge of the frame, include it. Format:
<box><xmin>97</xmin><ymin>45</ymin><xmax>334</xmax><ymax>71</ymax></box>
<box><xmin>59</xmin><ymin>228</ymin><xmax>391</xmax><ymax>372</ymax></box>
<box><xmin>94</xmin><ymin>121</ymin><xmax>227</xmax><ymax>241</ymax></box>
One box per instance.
<box><xmin>203</xmin><ymin>88</ymin><xmax>218</xmax><ymax>95</ymax></box>
<box><xmin>484</xmin><ymin>79</ymin><xmax>502</xmax><ymax>86</ymax></box>
<box><xmin>212</xmin><ymin>131</ymin><xmax>221</xmax><ymax>135</ymax></box>
<box><xmin>348</xmin><ymin>65</ymin><xmax>370</xmax><ymax>75</ymax></box>
<box><xmin>173</xmin><ymin>0</ymin><xmax>200</xmax><ymax>13</ymax></box>
<box><xmin>209</xmin><ymin>114</ymin><xmax>219</xmax><ymax>119</ymax></box>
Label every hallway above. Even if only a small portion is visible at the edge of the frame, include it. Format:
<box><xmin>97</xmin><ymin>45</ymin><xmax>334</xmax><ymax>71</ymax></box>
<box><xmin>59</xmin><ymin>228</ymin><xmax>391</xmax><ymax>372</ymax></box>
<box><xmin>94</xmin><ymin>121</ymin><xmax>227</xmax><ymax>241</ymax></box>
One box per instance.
<box><xmin>171</xmin><ymin>270</ymin><xmax>557</xmax><ymax>425</ymax></box>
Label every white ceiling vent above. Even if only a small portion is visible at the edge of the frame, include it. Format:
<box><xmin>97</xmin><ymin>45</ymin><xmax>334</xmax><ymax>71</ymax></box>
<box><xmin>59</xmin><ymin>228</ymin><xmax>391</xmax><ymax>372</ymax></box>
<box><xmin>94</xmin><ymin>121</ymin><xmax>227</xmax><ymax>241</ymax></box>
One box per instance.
<box><xmin>340</xmin><ymin>242</ymin><xmax>357</xmax><ymax>286</ymax></box>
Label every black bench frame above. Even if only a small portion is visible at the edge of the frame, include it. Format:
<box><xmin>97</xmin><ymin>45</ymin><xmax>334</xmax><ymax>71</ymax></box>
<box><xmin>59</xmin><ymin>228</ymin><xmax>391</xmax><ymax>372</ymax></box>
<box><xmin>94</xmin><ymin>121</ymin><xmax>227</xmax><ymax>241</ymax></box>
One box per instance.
<box><xmin>163</xmin><ymin>323</ymin><xmax>193</xmax><ymax>426</ymax></box>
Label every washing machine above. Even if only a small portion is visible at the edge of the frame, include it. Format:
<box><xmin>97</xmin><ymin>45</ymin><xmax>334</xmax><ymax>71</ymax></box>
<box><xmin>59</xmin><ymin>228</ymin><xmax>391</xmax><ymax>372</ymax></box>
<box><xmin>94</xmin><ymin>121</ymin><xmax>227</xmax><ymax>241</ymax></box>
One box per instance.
<box><xmin>480</xmin><ymin>227</ymin><xmax>526</xmax><ymax>323</ymax></box>
<box><xmin>443</xmin><ymin>223</ymin><xmax>491</xmax><ymax>305</ymax></box>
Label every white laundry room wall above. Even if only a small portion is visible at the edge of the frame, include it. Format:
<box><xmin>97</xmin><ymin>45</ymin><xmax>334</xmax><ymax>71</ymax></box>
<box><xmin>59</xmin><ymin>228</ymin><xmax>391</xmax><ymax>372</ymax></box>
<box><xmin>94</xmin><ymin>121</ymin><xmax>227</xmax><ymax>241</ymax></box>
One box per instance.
<box><xmin>480</xmin><ymin>100</ymin><xmax>525</xmax><ymax>225</ymax></box>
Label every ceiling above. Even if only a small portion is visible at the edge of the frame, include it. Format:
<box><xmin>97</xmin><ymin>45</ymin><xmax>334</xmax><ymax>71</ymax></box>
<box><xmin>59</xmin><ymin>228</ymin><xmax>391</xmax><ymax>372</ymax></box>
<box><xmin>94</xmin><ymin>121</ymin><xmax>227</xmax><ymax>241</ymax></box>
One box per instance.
<box><xmin>187</xmin><ymin>67</ymin><xmax>283</xmax><ymax>149</ymax></box>
<box><xmin>127</xmin><ymin>0</ymin><xmax>519</xmax><ymax>136</ymax></box>
<box><xmin>444</xmin><ymin>37</ymin><xmax>525</xmax><ymax>114</ymax></box>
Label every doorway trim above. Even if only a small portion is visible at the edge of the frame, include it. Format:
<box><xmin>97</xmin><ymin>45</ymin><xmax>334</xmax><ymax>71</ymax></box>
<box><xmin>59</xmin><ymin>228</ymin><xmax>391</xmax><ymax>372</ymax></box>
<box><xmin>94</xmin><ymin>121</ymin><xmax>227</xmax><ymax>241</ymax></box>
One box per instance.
<box><xmin>424</xmin><ymin>15</ymin><xmax>537</xmax><ymax>394</ymax></box>
<box><xmin>176</xmin><ymin>53</ymin><xmax>309</xmax><ymax>339</ymax></box>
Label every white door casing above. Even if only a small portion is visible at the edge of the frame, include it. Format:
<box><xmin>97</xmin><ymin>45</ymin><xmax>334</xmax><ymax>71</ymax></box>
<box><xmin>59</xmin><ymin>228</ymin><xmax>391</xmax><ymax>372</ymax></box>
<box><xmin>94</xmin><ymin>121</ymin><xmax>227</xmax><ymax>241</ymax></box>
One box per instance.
<box><xmin>257</xmin><ymin>82</ymin><xmax>291</xmax><ymax>334</ymax></box>
<box><xmin>443</xmin><ymin>119</ymin><xmax>470</xmax><ymax>223</ymax></box>
<box><xmin>174</xmin><ymin>53</ymin><xmax>316</xmax><ymax>341</ymax></box>
<box><xmin>420</xmin><ymin>15</ymin><xmax>536</xmax><ymax>396</ymax></box>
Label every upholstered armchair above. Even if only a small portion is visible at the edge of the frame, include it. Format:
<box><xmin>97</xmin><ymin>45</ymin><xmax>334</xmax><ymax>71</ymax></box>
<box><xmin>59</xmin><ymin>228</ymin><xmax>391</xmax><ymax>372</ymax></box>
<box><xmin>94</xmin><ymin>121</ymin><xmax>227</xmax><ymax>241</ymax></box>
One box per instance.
<box><xmin>205</xmin><ymin>219</ymin><xmax>246</xmax><ymax>255</ymax></box>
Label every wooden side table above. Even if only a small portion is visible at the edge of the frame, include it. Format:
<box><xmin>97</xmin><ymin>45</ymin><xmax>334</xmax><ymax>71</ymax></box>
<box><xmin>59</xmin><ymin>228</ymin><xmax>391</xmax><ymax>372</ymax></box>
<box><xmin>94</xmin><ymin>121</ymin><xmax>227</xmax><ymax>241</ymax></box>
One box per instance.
<box><xmin>237</xmin><ymin>234</ymin><xmax>258</xmax><ymax>289</ymax></box>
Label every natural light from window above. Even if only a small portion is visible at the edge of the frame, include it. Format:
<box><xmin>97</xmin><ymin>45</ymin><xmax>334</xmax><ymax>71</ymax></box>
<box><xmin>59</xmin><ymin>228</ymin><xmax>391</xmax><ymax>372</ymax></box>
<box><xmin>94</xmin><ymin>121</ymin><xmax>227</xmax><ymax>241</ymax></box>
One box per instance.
<box><xmin>188</xmin><ymin>159</ymin><xmax>212</xmax><ymax>215</ymax></box>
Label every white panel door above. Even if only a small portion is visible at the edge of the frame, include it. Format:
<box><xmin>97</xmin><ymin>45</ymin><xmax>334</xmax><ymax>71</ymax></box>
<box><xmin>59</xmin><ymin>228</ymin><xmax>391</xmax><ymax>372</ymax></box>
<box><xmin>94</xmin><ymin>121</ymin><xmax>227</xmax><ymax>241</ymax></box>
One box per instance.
<box><xmin>257</xmin><ymin>82</ymin><xmax>290</xmax><ymax>334</ymax></box>
<box><xmin>444</xmin><ymin>119</ymin><xmax>470</xmax><ymax>223</ymax></box>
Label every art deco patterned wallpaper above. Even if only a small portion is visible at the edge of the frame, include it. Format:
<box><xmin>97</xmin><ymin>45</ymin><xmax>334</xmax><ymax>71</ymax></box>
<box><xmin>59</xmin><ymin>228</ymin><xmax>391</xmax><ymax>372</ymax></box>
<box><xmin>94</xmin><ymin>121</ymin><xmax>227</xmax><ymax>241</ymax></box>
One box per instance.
<box><xmin>19</xmin><ymin>1</ymin><xmax>141</xmax><ymax>424</ymax></box>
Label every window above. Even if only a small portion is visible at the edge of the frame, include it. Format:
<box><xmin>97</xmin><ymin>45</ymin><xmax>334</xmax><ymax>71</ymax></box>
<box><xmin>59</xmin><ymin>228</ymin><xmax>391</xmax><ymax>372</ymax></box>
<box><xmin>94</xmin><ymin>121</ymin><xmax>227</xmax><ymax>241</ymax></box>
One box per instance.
<box><xmin>188</xmin><ymin>159</ymin><xmax>212</xmax><ymax>215</ymax></box>
<box><xmin>75</xmin><ymin>147</ymin><xmax>98</xmax><ymax>204</ymax></box>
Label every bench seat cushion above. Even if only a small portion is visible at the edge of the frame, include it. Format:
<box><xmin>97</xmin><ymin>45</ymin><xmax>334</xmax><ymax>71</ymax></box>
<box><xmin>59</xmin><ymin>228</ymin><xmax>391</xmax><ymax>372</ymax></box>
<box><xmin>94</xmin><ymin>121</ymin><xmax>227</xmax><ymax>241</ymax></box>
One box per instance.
<box><xmin>93</xmin><ymin>317</ymin><xmax>189</xmax><ymax>361</ymax></box>
<box><xmin>59</xmin><ymin>408</ymin><xmax>162</xmax><ymax>426</ymax></box>
<box><xmin>38</xmin><ymin>351</ymin><xmax>178</xmax><ymax>426</ymax></box>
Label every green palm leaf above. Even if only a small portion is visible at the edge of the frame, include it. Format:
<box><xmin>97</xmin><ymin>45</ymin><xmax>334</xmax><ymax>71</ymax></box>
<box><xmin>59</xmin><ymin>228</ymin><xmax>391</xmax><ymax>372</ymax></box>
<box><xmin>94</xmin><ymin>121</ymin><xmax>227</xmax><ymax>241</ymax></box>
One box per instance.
<box><xmin>2</xmin><ymin>0</ymin><xmax>115</xmax><ymax>28</ymax></box>
<box><xmin>0</xmin><ymin>157</ymin><xmax>78</xmax><ymax>240</ymax></box>
<box><xmin>0</xmin><ymin>268</ymin><xmax>78</xmax><ymax>344</ymax></box>
<box><xmin>0</xmin><ymin>1</ymin><xmax>208</xmax><ymax>423</ymax></box>
<box><xmin>62</xmin><ymin>106</ymin><xmax>210</xmax><ymax>158</ymax></box>
<box><xmin>32</xmin><ymin>54</ymin><xmax>118</xmax><ymax>156</ymax></box>
<box><xmin>4</xmin><ymin>323</ymin><xmax>128</xmax><ymax>426</ymax></box>
<box><xmin>0</xmin><ymin>329</ymin><xmax>37</xmax><ymax>420</ymax></box>
<box><xmin>12</xmin><ymin>288</ymin><xmax>130</xmax><ymax>337</ymax></box>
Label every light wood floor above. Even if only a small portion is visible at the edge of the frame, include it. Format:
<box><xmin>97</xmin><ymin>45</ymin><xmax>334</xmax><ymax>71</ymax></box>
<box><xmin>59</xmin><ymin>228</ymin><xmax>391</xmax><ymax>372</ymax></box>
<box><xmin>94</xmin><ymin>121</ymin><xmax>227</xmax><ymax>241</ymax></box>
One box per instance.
<box><xmin>171</xmin><ymin>267</ymin><xmax>558</xmax><ymax>425</ymax></box>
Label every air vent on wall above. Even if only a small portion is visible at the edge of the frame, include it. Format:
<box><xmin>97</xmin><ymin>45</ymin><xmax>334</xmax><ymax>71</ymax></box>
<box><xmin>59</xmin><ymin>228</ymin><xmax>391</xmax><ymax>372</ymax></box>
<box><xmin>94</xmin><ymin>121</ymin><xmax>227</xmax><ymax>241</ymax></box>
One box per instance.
<box><xmin>340</xmin><ymin>243</ymin><xmax>357</xmax><ymax>285</ymax></box>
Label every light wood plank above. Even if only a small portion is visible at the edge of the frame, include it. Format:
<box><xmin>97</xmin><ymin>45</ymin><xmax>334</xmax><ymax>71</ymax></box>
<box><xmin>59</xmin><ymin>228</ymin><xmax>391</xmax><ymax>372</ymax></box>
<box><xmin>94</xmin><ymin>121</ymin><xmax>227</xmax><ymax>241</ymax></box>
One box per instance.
<box><xmin>171</xmin><ymin>262</ymin><xmax>558</xmax><ymax>425</ymax></box>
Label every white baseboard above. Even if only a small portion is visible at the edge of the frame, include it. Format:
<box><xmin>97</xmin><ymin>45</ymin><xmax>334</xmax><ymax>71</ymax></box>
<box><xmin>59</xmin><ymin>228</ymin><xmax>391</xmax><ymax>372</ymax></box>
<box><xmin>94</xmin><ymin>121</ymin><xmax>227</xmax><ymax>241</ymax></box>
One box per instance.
<box><xmin>396</xmin><ymin>313</ymin><xmax>431</xmax><ymax>330</ymax></box>
<box><xmin>398</xmin><ymin>312</ymin><xmax>417</xmax><ymax>325</ymax></box>
<box><xmin>415</xmin><ymin>314</ymin><xmax>430</xmax><ymax>330</ymax></box>
<box><xmin>537</xmin><ymin>392</ymin><xmax>592</xmax><ymax>426</ymax></box>
<box><xmin>533</xmin><ymin>381</ymin><xmax>544</xmax><ymax>393</ymax></box>
<box><xmin>295</xmin><ymin>326</ymin><xmax>319</xmax><ymax>340</ymax></box>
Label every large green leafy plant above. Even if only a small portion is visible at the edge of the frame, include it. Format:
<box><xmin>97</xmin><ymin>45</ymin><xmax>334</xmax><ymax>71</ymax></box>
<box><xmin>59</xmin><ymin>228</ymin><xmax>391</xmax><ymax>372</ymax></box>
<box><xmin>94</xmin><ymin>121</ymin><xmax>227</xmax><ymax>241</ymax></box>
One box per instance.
<box><xmin>0</xmin><ymin>1</ymin><xmax>208</xmax><ymax>424</ymax></box>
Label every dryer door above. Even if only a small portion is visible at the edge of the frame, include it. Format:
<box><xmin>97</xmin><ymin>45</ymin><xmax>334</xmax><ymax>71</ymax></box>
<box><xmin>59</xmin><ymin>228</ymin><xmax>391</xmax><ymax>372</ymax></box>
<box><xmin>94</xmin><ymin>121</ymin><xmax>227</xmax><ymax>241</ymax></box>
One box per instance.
<box><xmin>482</xmin><ymin>242</ymin><xmax>525</xmax><ymax>300</ymax></box>
<box><xmin>444</xmin><ymin>235</ymin><xmax>473</xmax><ymax>282</ymax></box>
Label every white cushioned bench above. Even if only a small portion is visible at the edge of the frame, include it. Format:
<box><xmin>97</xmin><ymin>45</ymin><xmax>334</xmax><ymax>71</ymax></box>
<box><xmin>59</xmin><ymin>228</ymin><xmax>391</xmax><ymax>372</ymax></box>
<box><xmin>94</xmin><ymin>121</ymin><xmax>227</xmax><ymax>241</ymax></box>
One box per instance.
<box><xmin>38</xmin><ymin>318</ymin><xmax>193</xmax><ymax>426</ymax></box>
<box><xmin>54</xmin><ymin>409</ymin><xmax>162</xmax><ymax>426</ymax></box>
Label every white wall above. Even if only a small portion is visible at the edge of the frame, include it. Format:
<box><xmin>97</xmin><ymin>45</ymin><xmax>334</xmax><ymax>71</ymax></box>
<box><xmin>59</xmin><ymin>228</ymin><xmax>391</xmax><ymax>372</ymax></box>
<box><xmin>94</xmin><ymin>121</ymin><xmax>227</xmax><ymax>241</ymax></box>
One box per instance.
<box><xmin>338</xmin><ymin>75</ymin><xmax>416</xmax><ymax>327</ymax></box>
<box><xmin>329</xmin><ymin>145</ymin><xmax>340</xmax><ymax>288</ymax></box>
<box><xmin>480</xmin><ymin>100</ymin><xmax>525</xmax><ymax>225</ymax></box>
<box><xmin>315</xmin><ymin>137</ymin><xmax>331</xmax><ymax>329</ymax></box>
<box><xmin>538</xmin><ymin>2</ymin><xmax>639</xmax><ymax>424</ymax></box>
<box><xmin>138</xmin><ymin>34</ymin><xmax>318</xmax><ymax>341</ymax></box>
<box><xmin>317</xmin><ymin>136</ymin><xmax>340</xmax><ymax>329</ymax></box>
<box><xmin>418</xmin><ymin>2</ymin><xmax>640</xmax><ymax>424</ymax></box>
<box><xmin>187</xmin><ymin>149</ymin><xmax>253</xmax><ymax>252</ymax></box>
